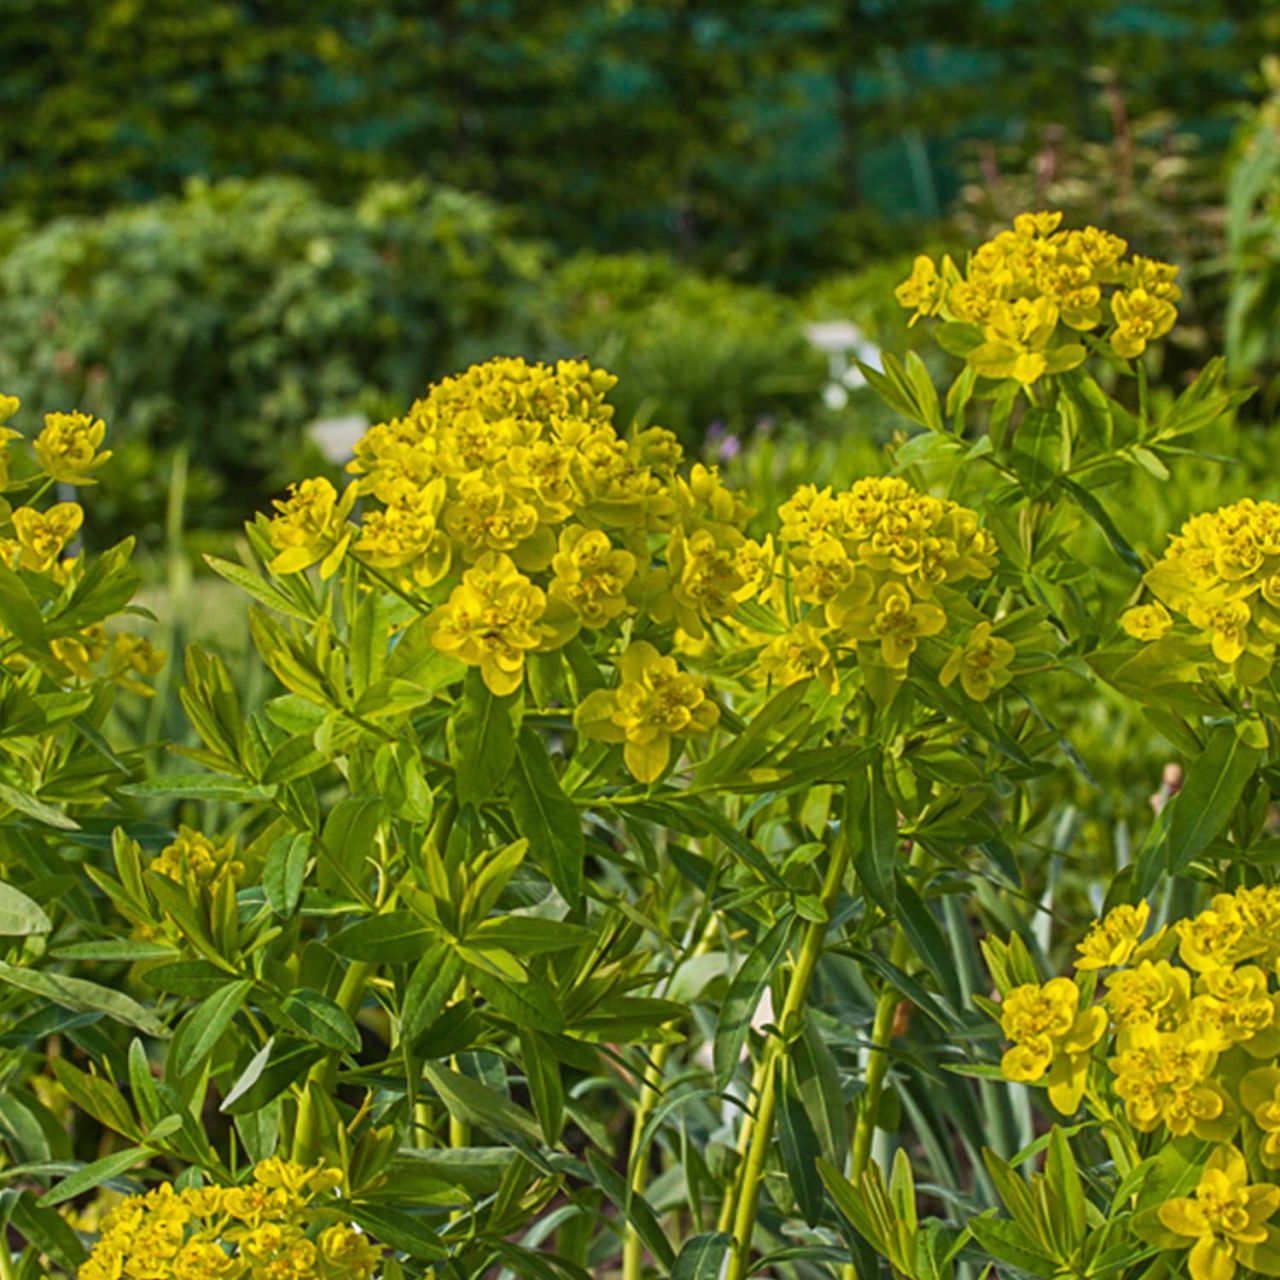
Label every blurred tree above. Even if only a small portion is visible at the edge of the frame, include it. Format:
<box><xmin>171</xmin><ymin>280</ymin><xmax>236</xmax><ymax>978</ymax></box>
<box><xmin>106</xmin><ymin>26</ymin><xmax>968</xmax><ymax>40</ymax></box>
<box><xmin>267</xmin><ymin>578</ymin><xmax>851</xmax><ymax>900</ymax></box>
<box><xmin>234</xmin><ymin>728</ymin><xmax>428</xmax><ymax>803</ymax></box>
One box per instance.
<box><xmin>0</xmin><ymin>0</ymin><xmax>1274</xmax><ymax>282</ymax></box>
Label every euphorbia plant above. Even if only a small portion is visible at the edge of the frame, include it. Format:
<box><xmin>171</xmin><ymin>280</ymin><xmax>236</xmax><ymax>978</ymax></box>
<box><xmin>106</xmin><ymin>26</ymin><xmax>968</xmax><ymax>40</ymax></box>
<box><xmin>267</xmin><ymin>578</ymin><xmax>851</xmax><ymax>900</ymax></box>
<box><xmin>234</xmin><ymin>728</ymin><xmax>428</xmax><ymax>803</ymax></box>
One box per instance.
<box><xmin>0</xmin><ymin>210</ymin><xmax>1254</xmax><ymax>1280</ymax></box>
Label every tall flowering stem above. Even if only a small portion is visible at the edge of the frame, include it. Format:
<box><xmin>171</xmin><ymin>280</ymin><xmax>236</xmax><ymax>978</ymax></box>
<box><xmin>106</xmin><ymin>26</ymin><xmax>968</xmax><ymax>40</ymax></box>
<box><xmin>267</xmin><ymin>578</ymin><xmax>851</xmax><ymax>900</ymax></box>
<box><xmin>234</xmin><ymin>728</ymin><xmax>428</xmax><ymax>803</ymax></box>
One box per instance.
<box><xmin>723</xmin><ymin>827</ymin><xmax>852</xmax><ymax>1280</ymax></box>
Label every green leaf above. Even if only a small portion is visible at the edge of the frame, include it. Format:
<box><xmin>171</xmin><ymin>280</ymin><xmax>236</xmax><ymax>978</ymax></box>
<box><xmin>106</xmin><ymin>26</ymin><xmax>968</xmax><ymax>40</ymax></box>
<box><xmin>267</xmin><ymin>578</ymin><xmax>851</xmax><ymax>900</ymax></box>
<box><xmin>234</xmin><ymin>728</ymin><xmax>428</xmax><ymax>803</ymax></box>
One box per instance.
<box><xmin>508</xmin><ymin>727</ymin><xmax>584</xmax><ymax>904</ymax></box>
<box><xmin>671</xmin><ymin>1234</ymin><xmax>732</xmax><ymax>1280</ymax></box>
<box><xmin>518</xmin><ymin>1027</ymin><xmax>565</xmax><ymax>1145</ymax></box>
<box><xmin>282</xmin><ymin>988</ymin><xmax>361</xmax><ymax>1053</ymax></box>
<box><xmin>330</xmin><ymin>912</ymin><xmax>434</xmax><ymax>964</ymax></box>
<box><xmin>847</xmin><ymin>758</ymin><xmax>897</xmax><ymax>913</ymax></box>
<box><xmin>171</xmin><ymin>979</ymin><xmax>253</xmax><ymax>1078</ymax></box>
<box><xmin>263</xmin><ymin>832</ymin><xmax>311</xmax><ymax>918</ymax></box>
<box><xmin>778</xmin><ymin>1065</ymin><xmax>825</xmax><ymax>1227</ymax></box>
<box><xmin>0</xmin><ymin>881</ymin><xmax>52</xmax><ymax>935</ymax></box>
<box><xmin>586</xmin><ymin>1148</ymin><xmax>675</xmax><ymax>1270</ymax></box>
<box><xmin>204</xmin><ymin>555</ymin><xmax>314</xmax><ymax>622</ymax></box>
<box><xmin>0</xmin><ymin>960</ymin><xmax>166</xmax><ymax>1036</ymax></box>
<box><xmin>401</xmin><ymin>943</ymin><xmax>465</xmax><ymax>1047</ymax></box>
<box><xmin>1164</xmin><ymin>724</ymin><xmax>1261</xmax><ymax>877</ymax></box>
<box><xmin>9</xmin><ymin>1190</ymin><xmax>87</xmax><ymax>1269</ymax></box>
<box><xmin>714</xmin><ymin>914</ymin><xmax>798</xmax><ymax>1089</ymax></box>
<box><xmin>38</xmin><ymin>1147</ymin><xmax>148</xmax><ymax>1207</ymax></box>
<box><xmin>0</xmin><ymin>562</ymin><xmax>47</xmax><ymax>647</ymax></box>
<box><xmin>1009</xmin><ymin>406</ymin><xmax>1062</xmax><ymax>497</ymax></box>
<box><xmin>420</xmin><ymin>1061</ymin><xmax>542</xmax><ymax>1146</ymax></box>
<box><xmin>347</xmin><ymin>1204</ymin><xmax>447</xmax><ymax>1261</ymax></box>
<box><xmin>893</xmin><ymin>873</ymin><xmax>962</xmax><ymax>1010</ymax></box>
<box><xmin>120</xmin><ymin>773</ymin><xmax>275</xmax><ymax>802</ymax></box>
<box><xmin>0</xmin><ymin>783</ymin><xmax>78</xmax><ymax>831</ymax></box>
<box><xmin>968</xmin><ymin>1215</ymin><xmax>1059</xmax><ymax>1277</ymax></box>
<box><xmin>449</xmin><ymin>669</ymin><xmax>520</xmax><ymax>808</ymax></box>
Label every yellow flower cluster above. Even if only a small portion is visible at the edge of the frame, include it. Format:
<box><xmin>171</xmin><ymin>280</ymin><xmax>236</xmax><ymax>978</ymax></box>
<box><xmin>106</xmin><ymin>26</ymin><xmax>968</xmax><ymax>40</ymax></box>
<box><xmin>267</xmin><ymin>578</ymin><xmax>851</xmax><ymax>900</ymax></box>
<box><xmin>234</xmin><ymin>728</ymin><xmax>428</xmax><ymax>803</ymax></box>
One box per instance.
<box><xmin>1124</xmin><ymin>498</ymin><xmax>1280</xmax><ymax>683</ymax></box>
<box><xmin>992</xmin><ymin>884</ymin><xmax>1280</xmax><ymax>1271</ymax></box>
<box><xmin>0</xmin><ymin>395</ymin><xmax>163</xmax><ymax>694</ymax></box>
<box><xmin>267</xmin><ymin>358</ymin><xmax>756</xmax><ymax>707</ymax></box>
<box><xmin>150</xmin><ymin>827</ymin><xmax>244</xmax><ymax>889</ymax></box>
<box><xmin>263</xmin><ymin>360</ymin><xmax>1019</xmax><ymax>773</ymax></box>
<box><xmin>897</xmin><ymin>211</ymin><xmax>1180</xmax><ymax>383</ymax></box>
<box><xmin>79</xmin><ymin>1158</ymin><xmax>381</xmax><ymax>1280</ymax></box>
<box><xmin>765</xmin><ymin>477</ymin><xmax>1004</xmax><ymax>690</ymax></box>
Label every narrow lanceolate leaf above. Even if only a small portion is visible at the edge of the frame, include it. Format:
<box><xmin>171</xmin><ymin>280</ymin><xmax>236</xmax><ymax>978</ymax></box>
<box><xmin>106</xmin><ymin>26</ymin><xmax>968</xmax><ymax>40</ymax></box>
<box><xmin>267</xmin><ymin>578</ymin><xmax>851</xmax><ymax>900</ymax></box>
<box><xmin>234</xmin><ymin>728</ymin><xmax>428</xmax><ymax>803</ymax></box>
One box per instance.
<box><xmin>0</xmin><ymin>960</ymin><xmax>167</xmax><ymax>1036</ymax></box>
<box><xmin>420</xmin><ymin>1062</ymin><xmax>543</xmax><ymax>1146</ymax></box>
<box><xmin>713</xmin><ymin>913</ymin><xmax>798</xmax><ymax>1089</ymax></box>
<box><xmin>586</xmin><ymin>1149</ymin><xmax>675</xmax><ymax>1271</ymax></box>
<box><xmin>671</xmin><ymin>1233</ymin><xmax>732</xmax><ymax>1280</ymax></box>
<box><xmin>847</xmin><ymin>758</ymin><xmax>897</xmax><ymax>913</ymax></box>
<box><xmin>449</xmin><ymin>669</ymin><xmax>520</xmax><ymax>808</ymax></box>
<box><xmin>329</xmin><ymin>911</ymin><xmax>434</xmax><ymax>964</ymax></box>
<box><xmin>1164</xmin><ymin>724</ymin><xmax>1261</xmax><ymax>877</ymax></box>
<box><xmin>38</xmin><ymin>1148</ymin><xmax>148</xmax><ymax>1207</ymax></box>
<box><xmin>508</xmin><ymin>727</ymin><xmax>584</xmax><ymax>904</ymax></box>
<box><xmin>0</xmin><ymin>882</ymin><xmax>52</xmax><ymax>935</ymax></box>
<box><xmin>171</xmin><ymin>979</ymin><xmax>253</xmax><ymax>1078</ymax></box>
<box><xmin>282</xmin><ymin>989</ymin><xmax>361</xmax><ymax>1053</ymax></box>
<box><xmin>892</xmin><ymin>872</ymin><xmax>962</xmax><ymax>1010</ymax></box>
<box><xmin>778</xmin><ymin>1066</ymin><xmax>825</xmax><ymax>1227</ymax></box>
<box><xmin>346</xmin><ymin>1204</ymin><xmax>446</xmax><ymax>1261</ymax></box>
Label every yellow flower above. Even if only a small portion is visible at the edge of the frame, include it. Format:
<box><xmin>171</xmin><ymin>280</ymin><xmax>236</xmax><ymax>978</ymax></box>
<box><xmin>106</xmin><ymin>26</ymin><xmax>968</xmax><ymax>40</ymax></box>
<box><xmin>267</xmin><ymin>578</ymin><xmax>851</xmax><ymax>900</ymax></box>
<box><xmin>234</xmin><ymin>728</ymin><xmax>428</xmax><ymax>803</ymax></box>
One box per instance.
<box><xmin>548</xmin><ymin>525</ymin><xmax>636</xmax><ymax>628</ymax></box>
<box><xmin>895</xmin><ymin>254</ymin><xmax>949</xmax><ymax>325</ymax></box>
<box><xmin>574</xmin><ymin>640</ymin><xmax>719</xmax><ymax>783</ymax></box>
<box><xmin>939</xmin><ymin>621</ymin><xmax>1015</xmax><ymax>701</ymax></box>
<box><xmin>51</xmin><ymin>623</ymin><xmax>108</xmax><ymax>679</ymax></box>
<box><xmin>151</xmin><ymin>826</ymin><xmax>243</xmax><ymax>889</ymax></box>
<box><xmin>267</xmin><ymin>477</ymin><xmax>357</xmax><ymax>577</ymax></box>
<box><xmin>999</xmin><ymin>977</ymin><xmax>1106</xmax><ymax>1113</ymax></box>
<box><xmin>108</xmin><ymin>633</ymin><xmax>166</xmax><ymax>695</ymax></box>
<box><xmin>668</xmin><ymin>526</ymin><xmax>746</xmax><ymax>638</ymax></box>
<box><xmin>33</xmin><ymin>410</ymin><xmax>111</xmax><ymax>484</ymax></box>
<box><xmin>967</xmin><ymin>296</ymin><xmax>1084</xmax><ymax>385</ymax></box>
<box><xmin>428</xmin><ymin>551</ymin><xmax>572</xmax><ymax>696</ymax></box>
<box><xmin>755</xmin><ymin>622</ymin><xmax>839</xmax><ymax>694</ymax></box>
<box><xmin>1109</xmin><ymin>1020</ymin><xmax>1229</xmax><ymax>1138</ymax></box>
<box><xmin>1075</xmin><ymin>900</ymin><xmax>1151</xmax><ymax>970</ymax></box>
<box><xmin>1178</xmin><ymin>902</ymin><xmax>1248</xmax><ymax>973</ymax></box>
<box><xmin>1104</xmin><ymin>960</ymin><xmax>1190</xmax><ymax>1029</ymax></box>
<box><xmin>1190</xmin><ymin>965</ymin><xmax>1280</xmax><ymax>1055</ymax></box>
<box><xmin>1242</xmin><ymin>1067</ymin><xmax>1280</xmax><ymax>1169</ymax></box>
<box><xmin>11</xmin><ymin>502</ymin><xmax>83</xmax><ymax>571</ymax></box>
<box><xmin>839</xmin><ymin>582</ymin><xmax>946</xmax><ymax>668</ymax></box>
<box><xmin>354</xmin><ymin>476</ymin><xmax>451</xmax><ymax>587</ymax></box>
<box><xmin>0</xmin><ymin>394</ymin><xmax>18</xmax><ymax>424</ymax></box>
<box><xmin>1121</xmin><ymin>601</ymin><xmax>1173</xmax><ymax>641</ymax></box>
<box><xmin>1154</xmin><ymin>1146</ymin><xmax>1280</xmax><ymax>1280</ymax></box>
<box><xmin>1188</xmin><ymin>598</ymin><xmax>1253</xmax><ymax>665</ymax></box>
<box><xmin>1111</xmin><ymin>286</ymin><xmax>1178</xmax><ymax>359</ymax></box>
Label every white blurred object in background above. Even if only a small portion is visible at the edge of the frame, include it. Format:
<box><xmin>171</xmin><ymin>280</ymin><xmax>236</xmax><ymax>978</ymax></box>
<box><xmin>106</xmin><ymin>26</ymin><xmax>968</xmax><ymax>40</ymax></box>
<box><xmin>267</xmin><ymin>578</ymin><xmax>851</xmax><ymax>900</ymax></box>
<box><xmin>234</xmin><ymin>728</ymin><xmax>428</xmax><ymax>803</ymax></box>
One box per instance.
<box><xmin>806</xmin><ymin>319</ymin><xmax>882</xmax><ymax>410</ymax></box>
<box><xmin>308</xmin><ymin>413</ymin><xmax>368</xmax><ymax>466</ymax></box>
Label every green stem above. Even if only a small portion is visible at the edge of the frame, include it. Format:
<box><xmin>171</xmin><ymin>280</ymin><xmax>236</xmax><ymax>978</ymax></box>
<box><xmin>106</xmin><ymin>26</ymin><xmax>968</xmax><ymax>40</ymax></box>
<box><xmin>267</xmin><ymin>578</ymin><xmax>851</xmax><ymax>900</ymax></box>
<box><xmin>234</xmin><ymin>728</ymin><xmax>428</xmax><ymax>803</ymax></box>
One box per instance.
<box><xmin>841</xmin><ymin>845</ymin><xmax>928</xmax><ymax>1280</ymax></box>
<box><xmin>622</xmin><ymin>917</ymin><xmax>720</xmax><ymax>1280</ymax></box>
<box><xmin>848</xmin><ymin>925</ymin><xmax>911</xmax><ymax>1180</ymax></box>
<box><xmin>292</xmin><ymin>959</ymin><xmax>374</xmax><ymax>1165</ymax></box>
<box><xmin>722</xmin><ymin>830</ymin><xmax>852</xmax><ymax>1280</ymax></box>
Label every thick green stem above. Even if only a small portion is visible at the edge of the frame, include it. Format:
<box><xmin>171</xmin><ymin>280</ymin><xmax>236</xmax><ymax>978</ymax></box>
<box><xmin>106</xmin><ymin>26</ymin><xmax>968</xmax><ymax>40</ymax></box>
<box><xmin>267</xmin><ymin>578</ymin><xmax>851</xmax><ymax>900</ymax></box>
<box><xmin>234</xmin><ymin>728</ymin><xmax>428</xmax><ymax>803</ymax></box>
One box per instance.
<box><xmin>722</xmin><ymin>831</ymin><xmax>851</xmax><ymax>1280</ymax></box>
<box><xmin>292</xmin><ymin>959</ymin><xmax>374</xmax><ymax>1165</ymax></box>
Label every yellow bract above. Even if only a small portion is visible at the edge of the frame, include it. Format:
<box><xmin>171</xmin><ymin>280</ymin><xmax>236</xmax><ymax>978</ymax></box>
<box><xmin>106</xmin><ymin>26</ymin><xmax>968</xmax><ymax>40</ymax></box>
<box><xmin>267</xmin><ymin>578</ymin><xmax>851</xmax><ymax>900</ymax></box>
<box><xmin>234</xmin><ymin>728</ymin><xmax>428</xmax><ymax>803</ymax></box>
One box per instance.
<box><xmin>998</xmin><ymin>977</ymin><xmax>1106</xmax><ymax>1112</ymax></box>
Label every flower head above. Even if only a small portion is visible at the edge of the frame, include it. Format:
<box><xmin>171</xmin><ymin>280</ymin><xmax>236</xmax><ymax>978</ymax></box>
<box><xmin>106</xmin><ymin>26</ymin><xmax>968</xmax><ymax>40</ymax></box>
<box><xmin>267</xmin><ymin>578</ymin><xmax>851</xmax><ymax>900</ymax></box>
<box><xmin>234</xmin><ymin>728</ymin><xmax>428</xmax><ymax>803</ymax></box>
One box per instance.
<box><xmin>574</xmin><ymin>640</ymin><xmax>719</xmax><ymax>783</ymax></box>
<box><xmin>34</xmin><ymin>410</ymin><xmax>111</xmax><ymax>484</ymax></box>
<box><xmin>268</xmin><ymin>477</ymin><xmax>356</xmax><ymax>577</ymax></box>
<box><xmin>939</xmin><ymin>620</ymin><xmax>1015</xmax><ymax>700</ymax></box>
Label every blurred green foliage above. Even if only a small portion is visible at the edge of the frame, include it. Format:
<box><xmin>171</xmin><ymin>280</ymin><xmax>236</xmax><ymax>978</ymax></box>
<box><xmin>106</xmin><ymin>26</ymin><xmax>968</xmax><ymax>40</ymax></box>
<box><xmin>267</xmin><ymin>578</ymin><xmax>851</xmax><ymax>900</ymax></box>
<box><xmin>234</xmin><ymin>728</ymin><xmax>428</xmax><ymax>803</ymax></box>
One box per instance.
<box><xmin>0</xmin><ymin>177</ymin><xmax>545</xmax><ymax>540</ymax></box>
<box><xmin>2</xmin><ymin>1</ymin><xmax>1274</xmax><ymax>282</ymax></box>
